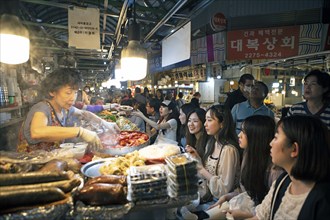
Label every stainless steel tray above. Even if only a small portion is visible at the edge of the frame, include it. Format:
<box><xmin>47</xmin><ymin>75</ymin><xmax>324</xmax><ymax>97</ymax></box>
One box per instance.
<box><xmin>80</xmin><ymin>159</ymin><xmax>114</xmax><ymax>178</ymax></box>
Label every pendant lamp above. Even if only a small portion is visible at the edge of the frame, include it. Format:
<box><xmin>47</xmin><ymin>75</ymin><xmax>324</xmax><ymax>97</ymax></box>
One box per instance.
<box><xmin>121</xmin><ymin>1</ymin><xmax>147</xmax><ymax>81</ymax></box>
<box><xmin>0</xmin><ymin>14</ymin><xmax>30</xmax><ymax>64</ymax></box>
<box><xmin>115</xmin><ymin>62</ymin><xmax>127</xmax><ymax>82</ymax></box>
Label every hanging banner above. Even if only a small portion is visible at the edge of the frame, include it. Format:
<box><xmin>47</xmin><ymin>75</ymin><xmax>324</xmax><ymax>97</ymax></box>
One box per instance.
<box><xmin>324</xmin><ymin>25</ymin><xmax>330</xmax><ymax>50</ymax></box>
<box><xmin>68</xmin><ymin>7</ymin><xmax>100</xmax><ymax>49</ymax></box>
<box><xmin>227</xmin><ymin>26</ymin><xmax>299</xmax><ymax>60</ymax></box>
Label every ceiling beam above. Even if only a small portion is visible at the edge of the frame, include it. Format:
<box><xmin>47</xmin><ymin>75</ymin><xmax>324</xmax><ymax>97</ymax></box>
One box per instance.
<box><xmin>114</xmin><ymin>0</ymin><xmax>129</xmax><ymax>46</ymax></box>
<box><xmin>144</xmin><ymin>0</ymin><xmax>187</xmax><ymax>42</ymax></box>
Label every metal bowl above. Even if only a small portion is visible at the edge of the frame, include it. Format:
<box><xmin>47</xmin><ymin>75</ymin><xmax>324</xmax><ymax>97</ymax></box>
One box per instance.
<box><xmin>97</xmin><ymin>131</ymin><xmax>150</xmax><ymax>156</ymax></box>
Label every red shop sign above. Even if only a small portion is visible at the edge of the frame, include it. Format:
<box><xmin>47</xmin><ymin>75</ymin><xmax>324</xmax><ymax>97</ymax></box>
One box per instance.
<box><xmin>227</xmin><ymin>26</ymin><xmax>299</xmax><ymax>60</ymax></box>
<box><xmin>210</xmin><ymin>12</ymin><xmax>227</xmax><ymax>32</ymax></box>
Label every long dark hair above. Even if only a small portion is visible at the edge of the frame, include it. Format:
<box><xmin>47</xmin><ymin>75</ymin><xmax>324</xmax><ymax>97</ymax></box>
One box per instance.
<box><xmin>203</xmin><ymin>105</ymin><xmax>239</xmax><ymax>162</ymax></box>
<box><xmin>186</xmin><ymin>108</ymin><xmax>208</xmax><ymax>158</ymax></box>
<box><xmin>278</xmin><ymin>115</ymin><xmax>330</xmax><ymax>182</ymax></box>
<box><xmin>158</xmin><ymin>101</ymin><xmax>181</xmax><ymax>143</ymax></box>
<box><xmin>240</xmin><ymin>115</ymin><xmax>275</xmax><ymax>204</ymax></box>
<box><xmin>179</xmin><ymin>104</ymin><xmax>195</xmax><ymax>144</ymax></box>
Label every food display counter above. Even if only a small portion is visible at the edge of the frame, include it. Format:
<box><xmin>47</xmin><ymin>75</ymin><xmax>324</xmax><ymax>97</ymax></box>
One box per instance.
<box><xmin>0</xmin><ymin>141</ymin><xmax>199</xmax><ymax>220</ymax></box>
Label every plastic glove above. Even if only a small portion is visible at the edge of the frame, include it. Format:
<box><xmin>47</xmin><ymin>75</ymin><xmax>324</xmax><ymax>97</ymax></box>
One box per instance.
<box><xmin>101</xmin><ymin>121</ymin><xmax>120</xmax><ymax>133</ymax></box>
<box><xmin>79</xmin><ymin>127</ymin><xmax>102</xmax><ymax>150</ymax></box>
<box><xmin>102</xmin><ymin>103</ymin><xmax>120</xmax><ymax>111</ymax></box>
<box><xmin>102</xmin><ymin>104</ymin><xmax>111</xmax><ymax>110</ymax></box>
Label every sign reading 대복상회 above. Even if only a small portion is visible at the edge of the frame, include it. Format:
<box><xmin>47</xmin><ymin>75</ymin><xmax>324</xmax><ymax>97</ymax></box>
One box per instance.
<box><xmin>227</xmin><ymin>26</ymin><xmax>299</xmax><ymax>60</ymax></box>
<box><xmin>68</xmin><ymin>6</ymin><xmax>100</xmax><ymax>49</ymax></box>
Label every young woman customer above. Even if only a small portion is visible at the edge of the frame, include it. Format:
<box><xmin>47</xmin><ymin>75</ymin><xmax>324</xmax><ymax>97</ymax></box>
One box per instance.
<box><xmin>186</xmin><ymin>105</ymin><xmax>240</xmax><ymax>204</ymax></box>
<box><xmin>206</xmin><ymin>115</ymin><xmax>282</xmax><ymax>219</ymax></box>
<box><xmin>185</xmin><ymin>108</ymin><xmax>208</xmax><ymax>158</ymax></box>
<box><xmin>178</xmin><ymin>103</ymin><xmax>195</xmax><ymax>148</ymax></box>
<box><xmin>250</xmin><ymin>115</ymin><xmax>330</xmax><ymax>220</ymax></box>
<box><xmin>131</xmin><ymin>100</ymin><xmax>180</xmax><ymax>143</ymax></box>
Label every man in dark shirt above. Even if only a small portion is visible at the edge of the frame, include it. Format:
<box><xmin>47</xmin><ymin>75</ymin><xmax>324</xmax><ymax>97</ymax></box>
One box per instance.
<box><xmin>224</xmin><ymin>73</ymin><xmax>254</xmax><ymax>110</ymax></box>
<box><xmin>145</xmin><ymin>98</ymin><xmax>160</xmax><ymax>144</ymax></box>
<box><xmin>134</xmin><ymin>87</ymin><xmax>147</xmax><ymax>105</ymax></box>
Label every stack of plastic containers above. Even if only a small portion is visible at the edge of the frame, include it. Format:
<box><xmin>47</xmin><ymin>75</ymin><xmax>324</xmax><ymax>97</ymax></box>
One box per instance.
<box><xmin>127</xmin><ymin>164</ymin><xmax>168</xmax><ymax>202</ymax></box>
<box><xmin>165</xmin><ymin>153</ymin><xmax>198</xmax><ymax>198</ymax></box>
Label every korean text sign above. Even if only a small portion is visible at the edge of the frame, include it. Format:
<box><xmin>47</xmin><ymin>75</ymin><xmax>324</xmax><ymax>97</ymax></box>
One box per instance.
<box><xmin>68</xmin><ymin>7</ymin><xmax>100</xmax><ymax>49</ymax></box>
<box><xmin>227</xmin><ymin>26</ymin><xmax>299</xmax><ymax>60</ymax></box>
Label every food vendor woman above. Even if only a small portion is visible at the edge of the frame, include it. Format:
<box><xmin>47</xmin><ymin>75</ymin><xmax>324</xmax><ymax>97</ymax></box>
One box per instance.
<box><xmin>17</xmin><ymin>68</ymin><xmax>119</xmax><ymax>152</ymax></box>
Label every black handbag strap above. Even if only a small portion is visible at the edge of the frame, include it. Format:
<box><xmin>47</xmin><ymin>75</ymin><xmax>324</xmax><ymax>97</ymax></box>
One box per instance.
<box><xmin>270</xmin><ymin>173</ymin><xmax>291</xmax><ymax>220</ymax></box>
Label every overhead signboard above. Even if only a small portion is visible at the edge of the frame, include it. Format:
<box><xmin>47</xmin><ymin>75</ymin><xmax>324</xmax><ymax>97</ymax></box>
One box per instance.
<box><xmin>162</xmin><ymin>22</ymin><xmax>191</xmax><ymax>67</ymax></box>
<box><xmin>227</xmin><ymin>26</ymin><xmax>299</xmax><ymax>60</ymax></box>
<box><xmin>68</xmin><ymin>7</ymin><xmax>100</xmax><ymax>49</ymax></box>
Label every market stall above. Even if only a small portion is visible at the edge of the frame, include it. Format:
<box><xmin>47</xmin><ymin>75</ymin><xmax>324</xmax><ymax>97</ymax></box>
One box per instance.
<box><xmin>0</xmin><ymin>108</ymin><xmax>199</xmax><ymax>220</ymax></box>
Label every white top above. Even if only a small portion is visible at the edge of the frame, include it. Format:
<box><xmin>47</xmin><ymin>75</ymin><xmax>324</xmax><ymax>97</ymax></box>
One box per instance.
<box><xmin>256</xmin><ymin>182</ymin><xmax>311</xmax><ymax>220</ymax></box>
<box><xmin>156</xmin><ymin>118</ymin><xmax>178</xmax><ymax>142</ymax></box>
<box><xmin>205</xmin><ymin>144</ymin><xmax>241</xmax><ymax>199</ymax></box>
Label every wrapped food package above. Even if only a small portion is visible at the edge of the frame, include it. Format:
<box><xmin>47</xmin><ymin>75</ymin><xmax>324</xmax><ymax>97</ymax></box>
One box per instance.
<box><xmin>165</xmin><ymin>153</ymin><xmax>199</xmax><ymax>197</ymax></box>
<box><xmin>127</xmin><ymin>164</ymin><xmax>168</xmax><ymax>202</ymax></box>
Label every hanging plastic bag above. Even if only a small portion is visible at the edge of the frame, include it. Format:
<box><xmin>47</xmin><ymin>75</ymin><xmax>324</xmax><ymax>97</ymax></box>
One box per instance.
<box><xmin>228</xmin><ymin>192</ymin><xmax>255</xmax><ymax>214</ymax></box>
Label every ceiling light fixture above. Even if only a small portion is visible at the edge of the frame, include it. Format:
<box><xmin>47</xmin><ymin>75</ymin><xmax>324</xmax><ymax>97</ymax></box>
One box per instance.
<box><xmin>121</xmin><ymin>0</ymin><xmax>147</xmax><ymax>81</ymax></box>
<box><xmin>0</xmin><ymin>13</ymin><xmax>30</xmax><ymax>64</ymax></box>
<box><xmin>0</xmin><ymin>0</ymin><xmax>30</xmax><ymax>64</ymax></box>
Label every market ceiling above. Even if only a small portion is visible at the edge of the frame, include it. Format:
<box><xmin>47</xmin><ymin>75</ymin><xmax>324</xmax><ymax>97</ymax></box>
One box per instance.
<box><xmin>13</xmin><ymin>0</ymin><xmax>214</xmax><ymax>81</ymax></box>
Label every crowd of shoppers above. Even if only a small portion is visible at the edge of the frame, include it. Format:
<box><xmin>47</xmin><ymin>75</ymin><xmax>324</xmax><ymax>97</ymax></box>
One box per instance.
<box><xmin>20</xmin><ymin>67</ymin><xmax>329</xmax><ymax>219</ymax></box>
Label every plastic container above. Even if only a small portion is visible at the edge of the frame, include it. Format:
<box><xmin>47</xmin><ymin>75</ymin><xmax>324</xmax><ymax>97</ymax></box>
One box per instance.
<box><xmin>165</xmin><ymin>153</ymin><xmax>197</xmax><ymax>177</ymax></box>
<box><xmin>60</xmin><ymin>143</ymin><xmax>75</xmax><ymax>149</ymax></box>
<box><xmin>127</xmin><ymin>164</ymin><xmax>168</xmax><ymax>202</ymax></box>
<box><xmin>68</xmin><ymin>147</ymin><xmax>86</xmax><ymax>159</ymax></box>
<box><xmin>128</xmin><ymin>164</ymin><xmax>167</xmax><ymax>183</ymax></box>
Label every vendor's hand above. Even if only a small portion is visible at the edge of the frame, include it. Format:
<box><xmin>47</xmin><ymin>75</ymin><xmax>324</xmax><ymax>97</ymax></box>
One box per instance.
<box><xmin>208</xmin><ymin>195</ymin><xmax>227</xmax><ymax>210</ymax></box>
<box><xmin>102</xmin><ymin>121</ymin><xmax>120</xmax><ymax>133</ymax></box>
<box><xmin>131</xmin><ymin>110</ymin><xmax>144</xmax><ymax>118</ymax></box>
<box><xmin>79</xmin><ymin>127</ymin><xmax>102</xmax><ymax>149</ymax></box>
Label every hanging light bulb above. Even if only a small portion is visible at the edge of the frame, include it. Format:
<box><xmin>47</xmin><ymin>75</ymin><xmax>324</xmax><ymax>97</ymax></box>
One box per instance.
<box><xmin>115</xmin><ymin>62</ymin><xmax>127</xmax><ymax>82</ymax></box>
<box><xmin>121</xmin><ymin>1</ymin><xmax>147</xmax><ymax>81</ymax></box>
<box><xmin>0</xmin><ymin>14</ymin><xmax>30</xmax><ymax>64</ymax></box>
